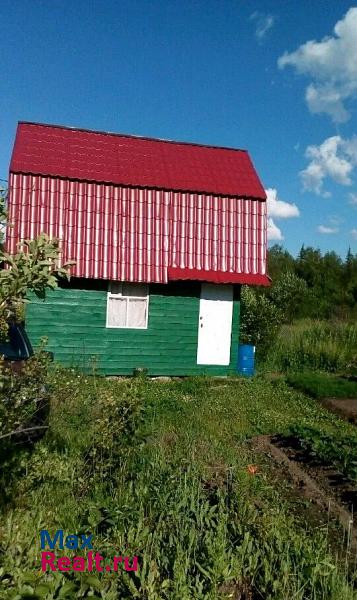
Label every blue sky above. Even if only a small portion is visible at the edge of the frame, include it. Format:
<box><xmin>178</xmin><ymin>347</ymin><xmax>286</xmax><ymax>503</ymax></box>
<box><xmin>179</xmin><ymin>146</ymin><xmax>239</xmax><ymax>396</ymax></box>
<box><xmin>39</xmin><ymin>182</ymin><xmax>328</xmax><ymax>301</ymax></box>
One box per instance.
<box><xmin>1</xmin><ymin>0</ymin><xmax>356</xmax><ymax>257</ymax></box>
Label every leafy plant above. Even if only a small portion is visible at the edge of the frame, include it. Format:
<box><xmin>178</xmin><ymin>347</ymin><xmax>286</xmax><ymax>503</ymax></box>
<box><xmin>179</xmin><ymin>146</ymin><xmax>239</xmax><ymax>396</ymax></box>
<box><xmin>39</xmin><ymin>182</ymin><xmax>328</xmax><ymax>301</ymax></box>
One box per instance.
<box><xmin>269</xmin><ymin>271</ymin><xmax>308</xmax><ymax>322</ymax></box>
<box><xmin>0</xmin><ymin>197</ymin><xmax>76</xmax><ymax>448</ymax></box>
<box><xmin>240</xmin><ymin>285</ymin><xmax>282</xmax><ymax>352</ymax></box>
<box><xmin>0</xmin><ymin>233</ymin><xmax>74</xmax><ymax>332</ymax></box>
<box><xmin>289</xmin><ymin>423</ymin><xmax>357</xmax><ymax>482</ymax></box>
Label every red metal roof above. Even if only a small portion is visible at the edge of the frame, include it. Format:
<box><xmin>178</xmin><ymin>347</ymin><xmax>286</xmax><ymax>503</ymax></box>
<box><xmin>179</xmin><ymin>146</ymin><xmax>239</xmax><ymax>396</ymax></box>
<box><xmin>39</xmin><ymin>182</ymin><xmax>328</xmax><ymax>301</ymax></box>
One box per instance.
<box><xmin>10</xmin><ymin>122</ymin><xmax>266</xmax><ymax>200</ymax></box>
<box><xmin>8</xmin><ymin>174</ymin><xmax>268</xmax><ymax>285</ymax></box>
<box><xmin>8</xmin><ymin>123</ymin><xmax>269</xmax><ymax>286</ymax></box>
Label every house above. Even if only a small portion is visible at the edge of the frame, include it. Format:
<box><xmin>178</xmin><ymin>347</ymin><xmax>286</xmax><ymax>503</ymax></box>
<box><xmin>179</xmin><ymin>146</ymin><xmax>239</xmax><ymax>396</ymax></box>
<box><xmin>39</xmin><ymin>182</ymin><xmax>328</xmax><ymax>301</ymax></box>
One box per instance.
<box><xmin>7</xmin><ymin>122</ymin><xmax>269</xmax><ymax>376</ymax></box>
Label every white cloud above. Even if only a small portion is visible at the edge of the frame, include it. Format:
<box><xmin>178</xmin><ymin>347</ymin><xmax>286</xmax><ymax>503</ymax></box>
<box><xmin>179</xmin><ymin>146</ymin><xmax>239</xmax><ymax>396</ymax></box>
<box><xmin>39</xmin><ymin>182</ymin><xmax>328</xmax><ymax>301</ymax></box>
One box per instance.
<box><xmin>351</xmin><ymin>228</ymin><xmax>357</xmax><ymax>240</ymax></box>
<box><xmin>278</xmin><ymin>7</ymin><xmax>357</xmax><ymax>122</ymax></box>
<box><xmin>349</xmin><ymin>192</ymin><xmax>357</xmax><ymax>205</ymax></box>
<box><xmin>267</xmin><ymin>217</ymin><xmax>283</xmax><ymax>241</ymax></box>
<box><xmin>300</xmin><ymin>135</ymin><xmax>357</xmax><ymax>195</ymax></box>
<box><xmin>266</xmin><ymin>187</ymin><xmax>300</xmax><ymax>218</ymax></box>
<box><xmin>265</xmin><ymin>188</ymin><xmax>299</xmax><ymax>241</ymax></box>
<box><xmin>317</xmin><ymin>225</ymin><xmax>339</xmax><ymax>234</ymax></box>
<box><xmin>250</xmin><ymin>12</ymin><xmax>275</xmax><ymax>42</ymax></box>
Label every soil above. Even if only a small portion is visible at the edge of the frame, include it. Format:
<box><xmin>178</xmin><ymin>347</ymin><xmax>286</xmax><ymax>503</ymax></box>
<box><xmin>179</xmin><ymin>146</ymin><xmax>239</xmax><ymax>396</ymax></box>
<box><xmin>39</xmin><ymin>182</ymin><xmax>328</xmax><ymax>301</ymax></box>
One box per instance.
<box><xmin>219</xmin><ymin>579</ymin><xmax>254</xmax><ymax>600</ymax></box>
<box><xmin>319</xmin><ymin>397</ymin><xmax>357</xmax><ymax>424</ymax></box>
<box><xmin>251</xmin><ymin>434</ymin><xmax>357</xmax><ymax>551</ymax></box>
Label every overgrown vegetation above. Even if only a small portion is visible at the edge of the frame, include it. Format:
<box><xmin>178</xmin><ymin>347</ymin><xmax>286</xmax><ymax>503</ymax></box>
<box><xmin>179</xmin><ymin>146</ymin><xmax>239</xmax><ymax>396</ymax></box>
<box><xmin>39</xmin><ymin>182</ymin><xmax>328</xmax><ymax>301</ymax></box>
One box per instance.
<box><xmin>0</xmin><ymin>188</ymin><xmax>73</xmax><ymax>442</ymax></box>
<box><xmin>286</xmin><ymin>371</ymin><xmax>357</xmax><ymax>399</ymax></box>
<box><xmin>268</xmin><ymin>245</ymin><xmax>357</xmax><ymax>319</ymax></box>
<box><xmin>288</xmin><ymin>423</ymin><xmax>357</xmax><ymax>483</ymax></box>
<box><xmin>0</xmin><ymin>348</ymin><xmax>49</xmax><ymax>441</ymax></box>
<box><xmin>240</xmin><ymin>245</ymin><xmax>357</xmax><ymax>372</ymax></box>
<box><xmin>265</xmin><ymin>320</ymin><xmax>357</xmax><ymax>374</ymax></box>
<box><xmin>0</xmin><ymin>232</ymin><xmax>73</xmax><ymax>333</ymax></box>
<box><xmin>1</xmin><ymin>373</ymin><xmax>357</xmax><ymax>599</ymax></box>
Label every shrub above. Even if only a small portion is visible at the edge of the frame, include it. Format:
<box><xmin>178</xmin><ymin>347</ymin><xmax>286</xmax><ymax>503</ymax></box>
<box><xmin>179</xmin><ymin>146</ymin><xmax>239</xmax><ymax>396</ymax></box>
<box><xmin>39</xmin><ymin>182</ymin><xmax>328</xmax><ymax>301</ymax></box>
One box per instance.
<box><xmin>0</xmin><ymin>347</ymin><xmax>50</xmax><ymax>443</ymax></box>
<box><xmin>240</xmin><ymin>286</ymin><xmax>282</xmax><ymax>353</ymax></box>
<box><xmin>269</xmin><ymin>271</ymin><xmax>308</xmax><ymax>322</ymax></box>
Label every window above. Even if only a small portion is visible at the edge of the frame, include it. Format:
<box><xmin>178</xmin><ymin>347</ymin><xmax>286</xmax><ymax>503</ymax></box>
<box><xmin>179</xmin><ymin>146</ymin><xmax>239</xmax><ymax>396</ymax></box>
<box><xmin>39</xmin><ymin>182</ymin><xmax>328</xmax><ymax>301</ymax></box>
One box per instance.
<box><xmin>106</xmin><ymin>282</ymin><xmax>149</xmax><ymax>329</ymax></box>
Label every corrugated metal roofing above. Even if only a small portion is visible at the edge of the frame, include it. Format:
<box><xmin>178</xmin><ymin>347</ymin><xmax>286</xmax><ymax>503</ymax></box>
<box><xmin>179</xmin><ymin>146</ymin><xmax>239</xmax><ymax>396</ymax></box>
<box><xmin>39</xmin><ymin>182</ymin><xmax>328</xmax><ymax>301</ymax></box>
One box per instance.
<box><xmin>8</xmin><ymin>122</ymin><xmax>269</xmax><ymax>286</ymax></box>
<box><xmin>8</xmin><ymin>173</ymin><xmax>268</xmax><ymax>285</ymax></box>
<box><xmin>10</xmin><ymin>122</ymin><xmax>266</xmax><ymax>200</ymax></box>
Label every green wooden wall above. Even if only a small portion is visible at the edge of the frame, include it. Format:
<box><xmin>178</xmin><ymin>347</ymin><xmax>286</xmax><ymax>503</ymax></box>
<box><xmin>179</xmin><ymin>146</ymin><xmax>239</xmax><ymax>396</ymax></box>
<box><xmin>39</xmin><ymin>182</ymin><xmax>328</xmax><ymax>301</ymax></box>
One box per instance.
<box><xmin>26</xmin><ymin>280</ymin><xmax>240</xmax><ymax>376</ymax></box>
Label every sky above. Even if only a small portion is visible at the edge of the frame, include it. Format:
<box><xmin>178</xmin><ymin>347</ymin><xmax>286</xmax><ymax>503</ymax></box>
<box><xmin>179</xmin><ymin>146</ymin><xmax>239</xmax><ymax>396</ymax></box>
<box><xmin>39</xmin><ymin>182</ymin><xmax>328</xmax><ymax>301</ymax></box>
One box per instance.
<box><xmin>0</xmin><ymin>0</ymin><xmax>356</xmax><ymax>257</ymax></box>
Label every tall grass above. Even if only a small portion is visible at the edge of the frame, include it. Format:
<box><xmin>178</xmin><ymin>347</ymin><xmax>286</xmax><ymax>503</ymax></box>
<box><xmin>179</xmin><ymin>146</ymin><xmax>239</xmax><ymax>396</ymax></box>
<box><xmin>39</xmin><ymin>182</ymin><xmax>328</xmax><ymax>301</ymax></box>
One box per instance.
<box><xmin>265</xmin><ymin>319</ymin><xmax>357</xmax><ymax>374</ymax></box>
<box><xmin>1</xmin><ymin>370</ymin><xmax>357</xmax><ymax>598</ymax></box>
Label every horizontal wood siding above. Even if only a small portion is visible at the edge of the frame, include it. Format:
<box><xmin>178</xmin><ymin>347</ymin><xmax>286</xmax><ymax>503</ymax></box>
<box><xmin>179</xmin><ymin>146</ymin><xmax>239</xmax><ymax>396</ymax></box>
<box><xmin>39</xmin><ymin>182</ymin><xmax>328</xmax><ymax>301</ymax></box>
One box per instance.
<box><xmin>26</xmin><ymin>281</ymin><xmax>240</xmax><ymax>376</ymax></box>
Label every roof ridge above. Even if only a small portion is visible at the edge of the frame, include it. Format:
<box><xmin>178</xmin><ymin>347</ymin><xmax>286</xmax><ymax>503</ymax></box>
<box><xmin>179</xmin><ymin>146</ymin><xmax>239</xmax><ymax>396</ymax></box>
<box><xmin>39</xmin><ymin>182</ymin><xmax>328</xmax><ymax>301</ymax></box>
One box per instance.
<box><xmin>18</xmin><ymin>121</ymin><xmax>248</xmax><ymax>154</ymax></box>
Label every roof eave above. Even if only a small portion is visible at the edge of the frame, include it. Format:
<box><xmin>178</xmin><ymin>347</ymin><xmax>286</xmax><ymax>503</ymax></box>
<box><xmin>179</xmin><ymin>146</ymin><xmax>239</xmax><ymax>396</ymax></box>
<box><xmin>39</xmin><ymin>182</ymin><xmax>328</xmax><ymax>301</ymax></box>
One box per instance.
<box><xmin>168</xmin><ymin>268</ymin><xmax>271</xmax><ymax>286</ymax></box>
<box><xmin>8</xmin><ymin>169</ymin><xmax>267</xmax><ymax>202</ymax></box>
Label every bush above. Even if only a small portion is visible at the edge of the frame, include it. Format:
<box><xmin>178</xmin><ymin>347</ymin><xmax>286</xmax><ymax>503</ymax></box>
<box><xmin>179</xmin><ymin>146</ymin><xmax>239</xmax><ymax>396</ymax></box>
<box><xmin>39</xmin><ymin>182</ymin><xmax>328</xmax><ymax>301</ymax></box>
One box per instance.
<box><xmin>240</xmin><ymin>286</ymin><xmax>282</xmax><ymax>353</ymax></box>
<box><xmin>40</xmin><ymin>368</ymin><xmax>145</xmax><ymax>490</ymax></box>
<box><xmin>0</xmin><ymin>349</ymin><xmax>51</xmax><ymax>443</ymax></box>
<box><xmin>269</xmin><ymin>272</ymin><xmax>308</xmax><ymax>322</ymax></box>
<box><xmin>0</xmin><ymin>349</ymin><xmax>52</xmax><ymax>505</ymax></box>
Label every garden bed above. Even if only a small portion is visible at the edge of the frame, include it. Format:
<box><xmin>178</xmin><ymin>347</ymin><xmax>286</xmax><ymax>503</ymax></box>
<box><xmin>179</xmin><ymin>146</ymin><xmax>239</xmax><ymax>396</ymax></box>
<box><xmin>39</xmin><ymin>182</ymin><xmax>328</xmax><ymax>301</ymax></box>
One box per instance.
<box><xmin>285</xmin><ymin>371</ymin><xmax>357</xmax><ymax>400</ymax></box>
<box><xmin>320</xmin><ymin>397</ymin><xmax>357</xmax><ymax>424</ymax></box>
<box><xmin>252</xmin><ymin>433</ymin><xmax>357</xmax><ymax>550</ymax></box>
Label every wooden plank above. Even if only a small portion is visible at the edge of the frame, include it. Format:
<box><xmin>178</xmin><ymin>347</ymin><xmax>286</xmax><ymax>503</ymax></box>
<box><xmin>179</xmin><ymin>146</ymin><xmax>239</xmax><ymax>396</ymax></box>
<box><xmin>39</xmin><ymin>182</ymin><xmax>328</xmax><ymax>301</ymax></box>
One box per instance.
<box><xmin>26</xmin><ymin>281</ymin><xmax>240</xmax><ymax>375</ymax></box>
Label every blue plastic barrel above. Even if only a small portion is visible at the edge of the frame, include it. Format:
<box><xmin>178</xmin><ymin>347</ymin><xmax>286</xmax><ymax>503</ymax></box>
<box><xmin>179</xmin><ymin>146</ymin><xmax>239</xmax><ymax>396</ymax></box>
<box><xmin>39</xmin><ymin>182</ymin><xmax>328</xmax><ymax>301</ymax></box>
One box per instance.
<box><xmin>237</xmin><ymin>344</ymin><xmax>256</xmax><ymax>377</ymax></box>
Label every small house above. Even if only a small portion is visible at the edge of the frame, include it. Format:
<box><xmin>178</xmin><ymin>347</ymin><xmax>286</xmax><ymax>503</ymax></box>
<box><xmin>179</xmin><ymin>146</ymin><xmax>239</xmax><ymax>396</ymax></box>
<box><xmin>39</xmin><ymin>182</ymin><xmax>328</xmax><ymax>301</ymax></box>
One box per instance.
<box><xmin>7</xmin><ymin>122</ymin><xmax>269</xmax><ymax>375</ymax></box>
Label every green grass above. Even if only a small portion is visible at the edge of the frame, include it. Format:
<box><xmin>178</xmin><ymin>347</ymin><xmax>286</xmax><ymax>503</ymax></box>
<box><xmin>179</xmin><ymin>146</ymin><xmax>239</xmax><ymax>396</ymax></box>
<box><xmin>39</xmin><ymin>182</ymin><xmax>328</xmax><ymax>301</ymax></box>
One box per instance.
<box><xmin>1</xmin><ymin>370</ymin><xmax>357</xmax><ymax>599</ymax></box>
<box><xmin>265</xmin><ymin>319</ymin><xmax>357</xmax><ymax>374</ymax></box>
<box><xmin>286</xmin><ymin>371</ymin><xmax>357</xmax><ymax>399</ymax></box>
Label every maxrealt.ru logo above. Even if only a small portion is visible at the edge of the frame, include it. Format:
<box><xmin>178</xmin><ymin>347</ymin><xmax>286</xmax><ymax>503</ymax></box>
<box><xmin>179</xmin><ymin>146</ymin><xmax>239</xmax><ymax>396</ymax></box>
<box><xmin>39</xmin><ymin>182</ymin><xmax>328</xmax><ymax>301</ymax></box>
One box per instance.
<box><xmin>40</xmin><ymin>530</ymin><xmax>138</xmax><ymax>573</ymax></box>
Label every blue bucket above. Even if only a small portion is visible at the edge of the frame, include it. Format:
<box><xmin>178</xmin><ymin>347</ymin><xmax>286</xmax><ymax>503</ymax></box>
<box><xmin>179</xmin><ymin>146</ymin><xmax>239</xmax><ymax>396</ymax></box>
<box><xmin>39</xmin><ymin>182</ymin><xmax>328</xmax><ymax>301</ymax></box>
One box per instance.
<box><xmin>237</xmin><ymin>344</ymin><xmax>255</xmax><ymax>377</ymax></box>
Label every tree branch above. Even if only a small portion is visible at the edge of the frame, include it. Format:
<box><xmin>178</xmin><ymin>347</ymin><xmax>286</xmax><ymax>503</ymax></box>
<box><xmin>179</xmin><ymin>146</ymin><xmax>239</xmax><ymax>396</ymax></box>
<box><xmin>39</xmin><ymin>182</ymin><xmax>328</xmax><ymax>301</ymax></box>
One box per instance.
<box><xmin>0</xmin><ymin>425</ymin><xmax>48</xmax><ymax>441</ymax></box>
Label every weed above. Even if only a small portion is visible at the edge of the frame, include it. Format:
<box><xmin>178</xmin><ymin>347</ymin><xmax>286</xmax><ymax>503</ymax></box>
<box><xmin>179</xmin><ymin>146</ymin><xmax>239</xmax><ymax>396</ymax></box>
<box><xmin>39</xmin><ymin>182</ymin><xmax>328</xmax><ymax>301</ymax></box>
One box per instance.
<box><xmin>1</xmin><ymin>372</ymin><xmax>357</xmax><ymax>598</ymax></box>
<box><xmin>265</xmin><ymin>320</ymin><xmax>357</xmax><ymax>374</ymax></box>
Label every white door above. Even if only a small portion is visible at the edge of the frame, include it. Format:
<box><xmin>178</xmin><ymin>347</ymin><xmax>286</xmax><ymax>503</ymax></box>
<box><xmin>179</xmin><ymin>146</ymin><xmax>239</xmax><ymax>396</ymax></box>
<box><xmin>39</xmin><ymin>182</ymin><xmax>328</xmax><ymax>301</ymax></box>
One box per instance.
<box><xmin>197</xmin><ymin>283</ymin><xmax>233</xmax><ymax>366</ymax></box>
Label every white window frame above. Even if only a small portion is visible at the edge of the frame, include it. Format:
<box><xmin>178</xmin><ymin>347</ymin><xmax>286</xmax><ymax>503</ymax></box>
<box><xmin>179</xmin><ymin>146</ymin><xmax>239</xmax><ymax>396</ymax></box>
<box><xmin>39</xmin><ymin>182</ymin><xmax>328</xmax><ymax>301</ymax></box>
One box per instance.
<box><xmin>106</xmin><ymin>282</ymin><xmax>149</xmax><ymax>329</ymax></box>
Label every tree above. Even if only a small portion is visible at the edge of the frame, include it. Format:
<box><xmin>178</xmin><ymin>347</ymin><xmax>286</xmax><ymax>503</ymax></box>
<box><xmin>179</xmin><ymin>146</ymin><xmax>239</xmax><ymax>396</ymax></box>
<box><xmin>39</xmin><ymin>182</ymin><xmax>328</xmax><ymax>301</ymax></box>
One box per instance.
<box><xmin>296</xmin><ymin>246</ymin><xmax>324</xmax><ymax>289</ymax></box>
<box><xmin>0</xmin><ymin>187</ymin><xmax>73</xmax><ymax>336</ymax></box>
<box><xmin>269</xmin><ymin>271</ymin><xmax>308</xmax><ymax>322</ymax></box>
<box><xmin>0</xmin><ymin>234</ymin><xmax>72</xmax><ymax>335</ymax></box>
<box><xmin>240</xmin><ymin>286</ymin><xmax>282</xmax><ymax>353</ymax></box>
<box><xmin>267</xmin><ymin>244</ymin><xmax>295</xmax><ymax>281</ymax></box>
<box><xmin>344</xmin><ymin>247</ymin><xmax>357</xmax><ymax>308</ymax></box>
<box><xmin>0</xmin><ymin>192</ymin><xmax>74</xmax><ymax>444</ymax></box>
